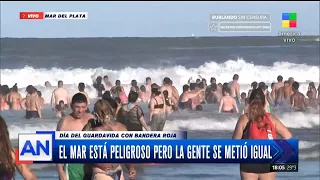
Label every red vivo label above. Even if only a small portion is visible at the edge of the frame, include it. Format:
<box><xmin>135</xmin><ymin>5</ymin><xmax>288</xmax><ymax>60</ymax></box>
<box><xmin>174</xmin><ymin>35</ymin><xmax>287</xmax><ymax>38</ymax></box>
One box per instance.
<box><xmin>20</xmin><ymin>12</ymin><xmax>44</xmax><ymax>20</ymax></box>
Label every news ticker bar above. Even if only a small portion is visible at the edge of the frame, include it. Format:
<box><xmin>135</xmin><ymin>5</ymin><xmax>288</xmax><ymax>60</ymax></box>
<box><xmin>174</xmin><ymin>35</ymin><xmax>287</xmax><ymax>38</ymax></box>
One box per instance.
<box><xmin>17</xmin><ymin>131</ymin><xmax>298</xmax><ymax>164</ymax></box>
<box><xmin>19</xmin><ymin>12</ymin><xmax>88</xmax><ymax>20</ymax></box>
<box><xmin>209</xmin><ymin>13</ymin><xmax>271</xmax><ymax>32</ymax></box>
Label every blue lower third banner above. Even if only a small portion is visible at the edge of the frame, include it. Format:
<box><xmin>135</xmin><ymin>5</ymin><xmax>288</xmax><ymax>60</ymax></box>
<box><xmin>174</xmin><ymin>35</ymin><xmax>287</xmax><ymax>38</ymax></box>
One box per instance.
<box><xmin>17</xmin><ymin>131</ymin><xmax>298</xmax><ymax>164</ymax></box>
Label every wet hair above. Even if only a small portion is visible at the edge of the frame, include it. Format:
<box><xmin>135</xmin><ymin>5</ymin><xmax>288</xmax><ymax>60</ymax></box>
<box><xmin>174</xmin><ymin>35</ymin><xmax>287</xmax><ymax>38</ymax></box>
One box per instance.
<box><xmin>223</xmin><ymin>87</ymin><xmax>231</xmax><ymax>95</ymax></box>
<box><xmin>103</xmin><ymin>75</ymin><xmax>108</xmax><ymax>79</ymax></box>
<box><xmin>163</xmin><ymin>90</ymin><xmax>171</xmax><ymax>106</ymax></box>
<box><xmin>94</xmin><ymin>99</ymin><xmax>115</xmax><ymax>121</ymax></box>
<box><xmin>102</xmin><ymin>91</ymin><xmax>112</xmax><ymax>100</ymax></box>
<box><xmin>140</xmin><ymin>85</ymin><xmax>146</xmax><ymax>92</ymax></box>
<box><xmin>151</xmin><ymin>83</ymin><xmax>159</xmax><ymax>89</ymax></box>
<box><xmin>197</xmin><ymin>82</ymin><xmax>204</xmax><ymax>89</ymax></box>
<box><xmin>183</xmin><ymin>84</ymin><xmax>189</xmax><ymax>92</ymax></box>
<box><xmin>251</xmin><ymin>81</ymin><xmax>258</xmax><ymax>89</ymax></box>
<box><xmin>277</xmin><ymin>75</ymin><xmax>283</xmax><ymax>82</ymax></box>
<box><xmin>241</xmin><ymin>92</ymin><xmax>246</xmax><ymax>98</ymax></box>
<box><xmin>71</xmin><ymin>93</ymin><xmax>87</xmax><ymax>105</ymax></box>
<box><xmin>59</xmin><ymin>100</ymin><xmax>64</xmax><ymax>104</ymax></box>
<box><xmin>115</xmin><ymin>80</ymin><xmax>121</xmax><ymax>86</ymax></box>
<box><xmin>58</xmin><ymin>80</ymin><xmax>63</xmax><ymax>87</ymax></box>
<box><xmin>284</xmin><ymin>81</ymin><xmax>289</xmax><ymax>85</ymax></box>
<box><xmin>222</xmin><ymin>83</ymin><xmax>229</xmax><ymax>90</ymax></box>
<box><xmin>210</xmin><ymin>77</ymin><xmax>216</xmax><ymax>84</ymax></box>
<box><xmin>128</xmin><ymin>91</ymin><xmax>139</xmax><ymax>103</ymax></box>
<box><xmin>218</xmin><ymin>83</ymin><xmax>222</xmax><ymax>87</ymax></box>
<box><xmin>12</xmin><ymin>84</ymin><xmax>18</xmax><ymax>92</ymax></box>
<box><xmin>233</xmin><ymin>74</ymin><xmax>239</xmax><ymax>80</ymax></box>
<box><xmin>196</xmin><ymin>105</ymin><xmax>203</xmax><ymax>111</ymax></box>
<box><xmin>131</xmin><ymin>80</ymin><xmax>137</xmax><ymax>87</ymax></box>
<box><xmin>163</xmin><ymin>77</ymin><xmax>171</xmax><ymax>85</ymax></box>
<box><xmin>26</xmin><ymin>85</ymin><xmax>37</xmax><ymax>94</ymax></box>
<box><xmin>189</xmin><ymin>83</ymin><xmax>196</xmax><ymax>90</ymax></box>
<box><xmin>146</xmin><ymin>77</ymin><xmax>151</xmax><ymax>81</ymax></box>
<box><xmin>1</xmin><ymin>85</ymin><xmax>10</xmax><ymax>95</ymax></box>
<box><xmin>292</xmin><ymin>81</ymin><xmax>299</xmax><ymax>90</ymax></box>
<box><xmin>96</xmin><ymin>76</ymin><xmax>102</xmax><ymax>84</ymax></box>
<box><xmin>37</xmin><ymin>91</ymin><xmax>42</xmax><ymax>97</ymax></box>
<box><xmin>248</xmin><ymin>88</ymin><xmax>266</xmax><ymax>128</ymax></box>
<box><xmin>271</xmin><ymin>83</ymin><xmax>275</xmax><ymax>89</ymax></box>
<box><xmin>78</xmin><ymin>82</ymin><xmax>85</xmax><ymax>92</ymax></box>
<box><xmin>309</xmin><ymin>82</ymin><xmax>315</xmax><ymax>89</ymax></box>
<box><xmin>152</xmin><ymin>88</ymin><xmax>161</xmax><ymax>96</ymax></box>
<box><xmin>289</xmin><ymin>77</ymin><xmax>294</xmax><ymax>81</ymax></box>
<box><xmin>196</xmin><ymin>79</ymin><xmax>201</xmax><ymax>83</ymax></box>
<box><xmin>0</xmin><ymin>116</ymin><xmax>15</xmax><ymax>176</ymax></box>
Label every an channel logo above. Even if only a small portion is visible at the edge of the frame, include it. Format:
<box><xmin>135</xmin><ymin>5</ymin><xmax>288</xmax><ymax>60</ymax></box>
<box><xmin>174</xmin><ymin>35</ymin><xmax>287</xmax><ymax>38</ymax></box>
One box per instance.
<box><xmin>18</xmin><ymin>133</ymin><xmax>53</xmax><ymax>162</ymax></box>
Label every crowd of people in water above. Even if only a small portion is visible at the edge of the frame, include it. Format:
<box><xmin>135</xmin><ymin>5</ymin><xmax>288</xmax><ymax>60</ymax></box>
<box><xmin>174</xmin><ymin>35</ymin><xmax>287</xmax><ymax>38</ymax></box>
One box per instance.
<box><xmin>0</xmin><ymin>74</ymin><xmax>319</xmax><ymax>180</ymax></box>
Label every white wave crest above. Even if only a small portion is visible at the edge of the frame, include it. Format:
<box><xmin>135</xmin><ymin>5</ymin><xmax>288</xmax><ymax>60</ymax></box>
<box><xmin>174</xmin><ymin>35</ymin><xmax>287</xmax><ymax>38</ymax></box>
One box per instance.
<box><xmin>1</xmin><ymin>59</ymin><xmax>319</xmax><ymax>104</ymax></box>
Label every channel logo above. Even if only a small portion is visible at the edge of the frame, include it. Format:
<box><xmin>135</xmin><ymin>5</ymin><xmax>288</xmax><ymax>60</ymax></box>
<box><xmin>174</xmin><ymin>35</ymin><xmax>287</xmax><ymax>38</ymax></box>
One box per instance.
<box><xmin>18</xmin><ymin>133</ymin><xmax>53</xmax><ymax>163</ymax></box>
<box><xmin>282</xmin><ymin>13</ymin><xmax>297</xmax><ymax>28</ymax></box>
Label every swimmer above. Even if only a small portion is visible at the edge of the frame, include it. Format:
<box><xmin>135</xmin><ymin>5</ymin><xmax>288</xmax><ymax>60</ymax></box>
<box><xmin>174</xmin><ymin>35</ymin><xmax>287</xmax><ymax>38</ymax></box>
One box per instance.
<box><xmin>247</xmin><ymin>81</ymin><xmax>257</xmax><ymax>98</ymax></box>
<box><xmin>130</xmin><ymin>80</ymin><xmax>140</xmax><ymax>93</ymax></box>
<box><xmin>93</xmin><ymin>77</ymin><xmax>105</xmax><ymax>98</ymax></box>
<box><xmin>145</xmin><ymin>77</ymin><xmax>152</xmax><ymax>100</ymax></box>
<box><xmin>178</xmin><ymin>85</ymin><xmax>204</xmax><ymax>110</ymax></box>
<box><xmin>229</xmin><ymin>74</ymin><xmax>241</xmax><ymax>107</ymax></box>
<box><xmin>219</xmin><ymin>87</ymin><xmax>239</xmax><ymax>113</ymax></box>
<box><xmin>163</xmin><ymin>90</ymin><xmax>177</xmax><ymax>114</ymax></box>
<box><xmin>83</xmin><ymin>100</ymin><xmax>135</xmax><ymax>180</ymax></box>
<box><xmin>56</xmin><ymin>93</ymin><xmax>94</xmax><ymax>180</ymax></box>
<box><xmin>37</xmin><ymin>91</ymin><xmax>45</xmax><ymax>109</ymax></box>
<box><xmin>160</xmin><ymin>77</ymin><xmax>174</xmax><ymax>101</ymax></box>
<box><xmin>189</xmin><ymin>83</ymin><xmax>201</xmax><ymax>109</ymax></box>
<box><xmin>51</xmin><ymin>80</ymin><xmax>70</xmax><ymax>110</ymax></box>
<box><xmin>139</xmin><ymin>85</ymin><xmax>149</xmax><ymax>102</ymax></box>
<box><xmin>240</xmin><ymin>92</ymin><xmax>246</xmax><ymax>105</ymax></box>
<box><xmin>149</xmin><ymin>88</ymin><xmax>166</xmax><ymax>131</ymax></box>
<box><xmin>103</xmin><ymin>75</ymin><xmax>113</xmax><ymax>91</ymax></box>
<box><xmin>8</xmin><ymin>84</ymin><xmax>22</xmax><ymax>110</ymax></box>
<box><xmin>21</xmin><ymin>85</ymin><xmax>42</xmax><ymax>119</ymax></box>
<box><xmin>195</xmin><ymin>105</ymin><xmax>203</xmax><ymax>111</ymax></box>
<box><xmin>290</xmin><ymin>82</ymin><xmax>307</xmax><ymax>112</ymax></box>
<box><xmin>274</xmin><ymin>75</ymin><xmax>284</xmax><ymax>95</ymax></box>
<box><xmin>45</xmin><ymin>81</ymin><xmax>52</xmax><ymax>88</ymax></box>
<box><xmin>306</xmin><ymin>82</ymin><xmax>318</xmax><ymax>109</ymax></box>
<box><xmin>110</xmin><ymin>80</ymin><xmax>122</xmax><ymax>97</ymax></box>
<box><xmin>169</xmin><ymin>79</ymin><xmax>179</xmax><ymax>106</ymax></box>
<box><xmin>55</xmin><ymin>100</ymin><xmax>68</xmax><ymax>118</ymax></box>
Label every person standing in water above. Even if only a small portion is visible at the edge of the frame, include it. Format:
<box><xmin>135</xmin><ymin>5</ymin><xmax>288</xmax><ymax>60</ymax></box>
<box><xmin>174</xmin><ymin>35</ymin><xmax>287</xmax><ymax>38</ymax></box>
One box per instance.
<box><xmin>306</xmin><ymin>82</ymin><xmax>318</xmax><ymax>109</ymax></box>
<box><xmin>93</xmin><ymin>76</ymin><xmax>105</xmax><ymax>98</ymax></box>
<box><xmin>8</xmin><ymin>84</ymin><xmax>22</xmax><ymax>110</ymax></box>
<box><xmin>83</xmin><ymin>100</ymin><xmax>136</xmax><ymax>180</ymax></box>
<box><xmin>149</xmin><ymin>88</ymin><xmax>166</xmax><ymax>131</ymax></box>
<box><xmin>78</xmin><ymin>82</ymin><xmax>91</xmax><ymax>112</ymax></box>
<box><xmin>102</xmin><ymin>75</ymin><xmax>113</xmax><ymax>91</ymax></box>
<box><xmin>290</xmin><ymin>81</ymin><xmax>308</xmax><ymax>112</ymax></box>
<box><xmin>0</xmin><ymin>116</ymin><xmax>38</xmax><ymax>180</ymax></box>
<box><xmin>21</xmin><ymin>86</ymin><xmax>42</xmax><ymax>119</ymax></box>
<box><xmin>178</xmin><ymin>85</ymin><xmax>204</xmax><ymax>110</ymax></box>
<box><xmin>219</xmin><ymin>87</ymin><xmax>239</xmax><ymax>113</ymax></box>
<box><xmin>125</xmin><ymin>91</ymin><xmax>150</xmax><ymax>131</ymax></box>
<box><xmin>229</xmin><ymin>74</ymin><xmax>241</xmax><ymax>107</ymax></box>
<box><xmin>56</xmin><ymin>93</ymin><xmax>94</xmax><ymax>180</ymax></box>
<box><xmin>37</xmin><ymin>91</ymin><xmax>45</xmax><ymax>109</ymax></box>
<box><xmin>232</xmin><ymin>88</ymin><xmax>292</xmax><ymax>180</ymax></box>
<box><xmin>145</xmin><ymin>77</ymin><xmax>152</xmax><ymax>100</ymax></box>
<box><xmin>51</xmin><ymin>80</ymin><xmax>70</xmax><ymax>110</ymax></box>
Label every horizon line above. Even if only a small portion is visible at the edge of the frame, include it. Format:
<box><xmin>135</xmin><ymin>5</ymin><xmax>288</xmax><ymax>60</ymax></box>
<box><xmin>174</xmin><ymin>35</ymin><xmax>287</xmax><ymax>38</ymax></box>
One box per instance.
<box><xmin>1</xmin><ymin>34</ymin><xmax>319</xmax><ymax>39</ymax></box>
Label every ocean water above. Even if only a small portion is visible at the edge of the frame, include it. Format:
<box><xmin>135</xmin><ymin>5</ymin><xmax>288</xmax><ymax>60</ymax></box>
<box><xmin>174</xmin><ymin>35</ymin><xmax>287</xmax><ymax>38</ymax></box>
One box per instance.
<box><xmin>0</xmin><ymin>36</ymin><xmax>319</xmax><ymax>179</ymax></box>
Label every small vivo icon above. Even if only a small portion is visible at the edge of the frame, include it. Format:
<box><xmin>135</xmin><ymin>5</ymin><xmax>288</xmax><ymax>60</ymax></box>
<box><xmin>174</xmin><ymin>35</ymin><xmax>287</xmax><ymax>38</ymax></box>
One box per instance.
<box><xmin>18</xmin><ymin>134</ymin><xmax>52</xmax><ymax>162</ymax></box>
